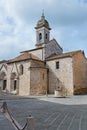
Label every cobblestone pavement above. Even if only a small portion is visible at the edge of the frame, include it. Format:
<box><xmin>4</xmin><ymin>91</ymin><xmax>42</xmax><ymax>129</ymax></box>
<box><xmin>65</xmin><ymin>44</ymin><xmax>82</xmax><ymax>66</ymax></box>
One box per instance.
<box><xmin>0</xmin><ymin>95</ymin><xmax>87</xmax><ymax>130</ymax></box>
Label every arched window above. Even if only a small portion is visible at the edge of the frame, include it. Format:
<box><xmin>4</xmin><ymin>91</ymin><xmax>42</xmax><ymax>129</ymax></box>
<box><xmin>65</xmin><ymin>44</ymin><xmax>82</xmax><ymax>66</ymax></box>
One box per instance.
<box><xmin>39</xmin><ymin>33</ymin><xmax>42</xmax><ymax>40</ymax></box>
<box><xmin>14</xmin><ymin>80</ymin><xmax>17</xmax><ymax>90</ymax></box>
<box><xmin>10</xmin><ymin>73</ymin><xmax>19</xmax><ymax>93</ymax></box>
<box><xmin>45</xmin><ymin>33</ymin><xmax>48</xmax><ymax>39</ymax></box>
<box><xmin>3</xmin><ymin>80</ymin><xmax>7</xmax><ymax>90</ymax></box>
<box><xmin>0</xmin><ymin>71</ymin><xmax>7</xmax><ymax>90</ymax></box>
<box><xmin>19</xmin><ymin>65</ymin><xmax>23</xmax><ymax>75</ymax></box>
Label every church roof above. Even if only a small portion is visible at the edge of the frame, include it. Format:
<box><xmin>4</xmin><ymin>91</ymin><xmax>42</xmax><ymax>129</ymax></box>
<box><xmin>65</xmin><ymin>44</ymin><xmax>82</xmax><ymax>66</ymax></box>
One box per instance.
<box><xmin>21</xmin><ymin>47</ymin><xmax>43</xmax><ymax>53</ymax></box>
<box><xmin>0</xmin><ymin>60</ymin><xmax>8</xmax><ymax>64</ymax></box>
<box><xmin>45</xmin><ymin>39</ymin><xmax>63</xmax><ymax>58</ymax></box>
<box><xmin>46</xmin><ymin>50</ymin><xmax>84</xmax><ymax>61</ymax></box>
<box><xmin>21</xmin><ymin>39</ymin><xmax>62</xmax><ymax>55</ymax></box>
<box><xmin>35</xmin><ymin>13</ymin><xmax>51</xmax><ymax>30</ymax></box>
<box><xmin>7</xmin><ymin>52</ymin><xmax>42</xmax><ymax>64</ymax></box>
<box><xmin>46</xmin><ymin>39</ymin><xmax>63</xmax><ymax>51</ymax></box>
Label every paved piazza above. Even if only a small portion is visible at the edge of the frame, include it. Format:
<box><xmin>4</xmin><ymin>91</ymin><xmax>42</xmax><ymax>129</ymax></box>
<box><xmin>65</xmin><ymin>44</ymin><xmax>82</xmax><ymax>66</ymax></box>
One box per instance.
<box><xmin>0</xmin><ymin>95</ymin><xmax>87</xmax><ymax>130</ymax></box>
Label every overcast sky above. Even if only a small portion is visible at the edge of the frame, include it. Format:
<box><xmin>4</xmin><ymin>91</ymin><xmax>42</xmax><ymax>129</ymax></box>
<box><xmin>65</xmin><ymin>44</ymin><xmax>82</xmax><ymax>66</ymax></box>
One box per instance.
<box><xmin>0</xmin><ymin>0</ymin><xmax>87</xmax><ymax>60</ymax></box>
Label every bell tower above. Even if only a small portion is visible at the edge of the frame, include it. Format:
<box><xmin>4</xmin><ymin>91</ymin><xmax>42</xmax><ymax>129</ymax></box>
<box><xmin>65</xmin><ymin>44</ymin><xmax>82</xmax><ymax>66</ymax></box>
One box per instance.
<box><xmin>35</xmin><ymin>13</ymin><xmax>51</xmax><ymax>47</ymax></box>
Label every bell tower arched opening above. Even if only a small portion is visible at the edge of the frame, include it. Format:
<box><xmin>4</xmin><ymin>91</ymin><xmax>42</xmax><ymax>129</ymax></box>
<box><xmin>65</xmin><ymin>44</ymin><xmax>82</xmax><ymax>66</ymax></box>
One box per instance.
<box><xmin>35</xmin><ymin>13</ymin><xmax>51</xmax><ymax>47</ymax></box>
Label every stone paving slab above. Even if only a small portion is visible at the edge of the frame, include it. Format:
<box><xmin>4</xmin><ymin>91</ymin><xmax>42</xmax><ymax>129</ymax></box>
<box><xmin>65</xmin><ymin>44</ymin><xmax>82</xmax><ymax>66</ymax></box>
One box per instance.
<box><xmin>0</xmin><ymin>95</ymin><xmax>87</xmax><ymax>130</ymax></box>
<box><xmin>39</xmin><ymin>95</ymin><xmax>87</xmax><ymax>105</ymax></box>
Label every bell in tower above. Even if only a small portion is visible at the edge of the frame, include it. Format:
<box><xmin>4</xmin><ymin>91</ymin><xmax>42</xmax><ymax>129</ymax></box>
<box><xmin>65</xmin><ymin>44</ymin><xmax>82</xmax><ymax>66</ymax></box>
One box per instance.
<box><xmin>35</xmin><ymin>12</ymin><xmax>51</xmax><ymax>47</ymax></box>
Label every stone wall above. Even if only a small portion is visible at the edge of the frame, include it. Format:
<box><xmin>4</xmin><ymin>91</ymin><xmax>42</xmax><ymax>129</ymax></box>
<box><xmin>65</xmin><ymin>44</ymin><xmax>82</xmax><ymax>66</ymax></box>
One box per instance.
<box><xmin>18</xmin><ymin>61</ymin><xmax>31</xmax><ymax>95</ymax></box>
<box><xmin>19</xmin><ymin>60</ymin><xmax>46</xmax><ymax>95</ymax></box>
<box><xmin>47</xmin><ymin>57</ymin><xmax>74</xmax><ymax>96</ymax></box>
<box><xmin>30</xmin><ymin>60</ymin><xmax>45</xmax><ymax>68</ymax></box>
<box><xmin>0</xmin><ymin>58</ymin><xmax>47</xmax><ymax>96</ymax></box>
<box><xmin>6</xmin><ymin>59</ymin><xmax>47</xmax><ymax>96</ymax></box>
<box><xmin>7</xmin><ymin>61</ymin><xmax>31</xmax><ymax>95</ymax></box>
<box><xmin>73</xmin><ymin>51</ymin><xmax>87</xmax><ymax>94</ymax></box>
<box><xmin>30</xmin><ymin>67</ymin><xmax>47</xmax><ymax>95</ymax></box>
<box><xmin>29</xmin><ymin>49</ymin><xmax>43</xmax><ymax>60</ymax></box>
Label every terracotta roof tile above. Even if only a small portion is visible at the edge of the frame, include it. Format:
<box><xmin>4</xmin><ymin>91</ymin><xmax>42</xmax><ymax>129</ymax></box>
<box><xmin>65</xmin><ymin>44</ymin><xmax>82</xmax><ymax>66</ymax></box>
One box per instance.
<box><xmin>0</xmin><ymin>60</ymin><xmax>8</xmax><ymax>64</ymax></box>
<box><xmin>46</xmin><ymin>50</ymin><xmax>82</xmax><ymax>61</ymax></box>
<box><xmin>21</xmin><ymin>47</ymin><xmax>43</xmax><ymax>53</ymax></box>
<box><xmin>8</xmin><ymin>52</ymin><xmax>42</xmax><ymax>63</ymax></box>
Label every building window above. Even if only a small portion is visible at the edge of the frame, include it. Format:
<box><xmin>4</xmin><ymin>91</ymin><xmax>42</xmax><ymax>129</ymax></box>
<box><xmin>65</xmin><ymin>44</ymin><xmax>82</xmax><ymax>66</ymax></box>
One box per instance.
<box><xmin>14</xmin><ymin>80</ymin><xmax>17</xmax><ymax>90</ymax></box>
<box><xmin>19</xmin><ymin>65</ymin><xmax>23</xmax><ymax>75</ymax></box>
<box><xmin>56</xmin><ymin>61</ymin><xmax>59</xmax><ymax>69</ymax></box>
<box><xmin>45</xmin><ymin>33</ymin><xmax>48</xmax><ymax>39</ymax></box>
<box><xmin>3</xmin><ymin>80</ymin><xmax>7</xmax><ymax>90</ymax></box>
<box><xmin>39</xmin><ymin>33</ymin><xmax>42</xmax><ymax>40</ymax></box>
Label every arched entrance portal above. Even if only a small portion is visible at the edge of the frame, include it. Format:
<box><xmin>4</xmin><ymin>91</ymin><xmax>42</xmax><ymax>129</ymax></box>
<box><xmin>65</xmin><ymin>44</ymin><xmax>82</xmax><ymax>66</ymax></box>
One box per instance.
<box><xmin>10</xmin><ymin>73</ymin><xmax>19</xmax><ymax>94</ymax></box>
<box><xmin>0</xmin><ymin>72</ymin><xmax>7</xmax><ymax>91</ymax></box>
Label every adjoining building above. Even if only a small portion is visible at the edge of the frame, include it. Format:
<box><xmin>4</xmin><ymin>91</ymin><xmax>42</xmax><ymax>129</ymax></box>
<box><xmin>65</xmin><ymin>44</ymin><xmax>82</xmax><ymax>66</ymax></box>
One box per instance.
<box><xmin>0</xmin><ymin>14</ymin><xmax>87</xmax><ymax>96</ymax></box>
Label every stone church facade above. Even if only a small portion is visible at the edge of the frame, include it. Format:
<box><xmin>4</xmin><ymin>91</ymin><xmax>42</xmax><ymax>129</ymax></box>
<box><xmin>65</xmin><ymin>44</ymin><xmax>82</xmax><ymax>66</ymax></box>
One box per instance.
<box><xmin>0</xmin><ymin>14</ymin><xmax>87</xmax><ymax>96</ymax></box>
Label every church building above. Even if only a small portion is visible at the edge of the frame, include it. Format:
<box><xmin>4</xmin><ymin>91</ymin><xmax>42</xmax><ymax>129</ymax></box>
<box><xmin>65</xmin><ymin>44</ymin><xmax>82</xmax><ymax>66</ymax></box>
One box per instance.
<box><xmin>0</xmin><ymin>14</ymin><xmax>87</xmax><ymax>96</ymax></box>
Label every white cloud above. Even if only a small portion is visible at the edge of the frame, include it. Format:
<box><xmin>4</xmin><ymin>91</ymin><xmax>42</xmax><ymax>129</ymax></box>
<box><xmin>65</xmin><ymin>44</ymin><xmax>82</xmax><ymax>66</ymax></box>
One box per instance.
<box><xmin>0</xmin><ymin>0</ymin><xmax>87</xmax><ymax>60</ymax></box>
